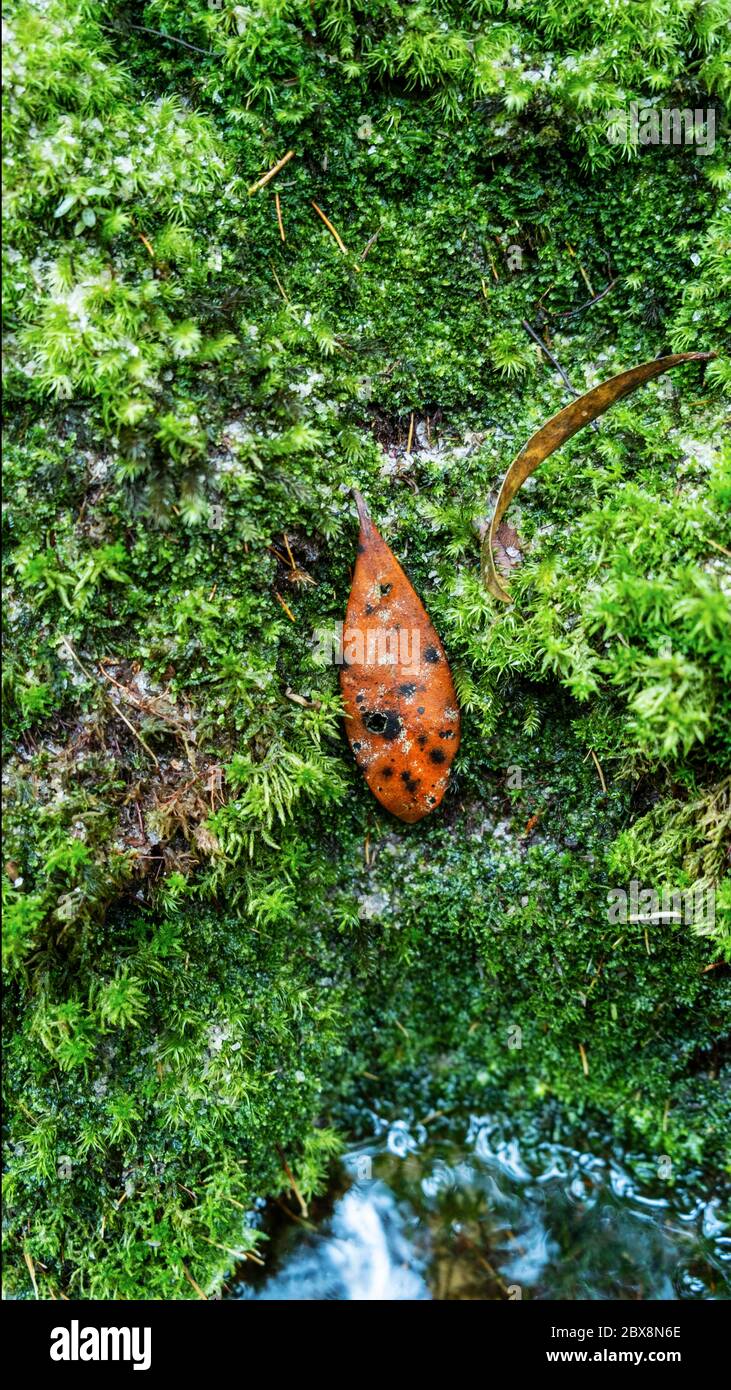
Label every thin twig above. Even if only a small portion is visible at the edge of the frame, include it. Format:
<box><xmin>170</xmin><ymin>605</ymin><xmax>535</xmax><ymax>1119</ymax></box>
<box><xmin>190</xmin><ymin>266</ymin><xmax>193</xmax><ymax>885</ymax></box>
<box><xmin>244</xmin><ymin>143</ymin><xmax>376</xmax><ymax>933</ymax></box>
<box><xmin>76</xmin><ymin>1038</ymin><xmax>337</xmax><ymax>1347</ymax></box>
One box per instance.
<box><xmin>554</xmin><ymin>278</ymin><xmax>619</xmax><ymax>320</ymax></box>
<box><xmin>60</xmin><ymin>640</ymin><xmax>160</xmax><ymax>769</ymax></box>
<box><xmin>706</xmin><ymin>537</ymin><xmax>731</xmax><ymax>559</ymax></box>
<box><xmin>270</xmin><ymin>263</ymin><xmax>290</xmax><ymax>302</ymax></box>
<box><xmin>275</xmin><ymin>191</ymin><xmax>285</xmax><ymax>242</ymax></box>
<box><xmin>282</xmin><ymin>533</ymin><xmax>296</xmax><ymax>569</ymax></box>
<box><xmin>311</xmin><ymin>201</ymin><xmax>360</xmax><ymax>271</ymax></box>
<box><xmin>311</xmin><ymin>201</ymin><xmax>347</xmax><ymax>252</ymax></box>
<box><xmin>589</xmin><ymin>747</ymin><xmax>608</xmax><ymax>794</ymax></box>
<box><xmin>567</xmin><ymin>243</ymin><xmax>595</xmax><ymax>297</ymax></box>
<box><xmin>277</xmin><ymin>1147</ymin><xmax>308</xmax><ymax>1218</ymax></box>
<box><xmin>180</xmin><ymin>1263</ymin><xmax>207</xmax><ymax>1299</ymax></box>
<box><xmin>248</xmin><ymin>149</ymin><xmax>294</xmax><ymax>196</ymax></box>
<box><xmin>200</xmin><ymin>1235</ymin><xmax>264</xmax><ymax>1265</ymax></box>
<box><xmin>360</xmin><ymin>226</ymin><xmax>382</xmax><ymax>260</ymax></box>
<box><xmin>274</xmin><ymin>1196</ymin><xmax>317</xmax><ymax>1231</ymax></box>
<box><xmin>24</xmin><ymin>1250</ymin><xmax>39</xmax><ymax>1299</ymax></box>
<box><xmin>108</xmin><ymin>22</ymin><xmax>213</xmax><ymax>56</ymax></box>
<box><xmin>274</xmin><ymin>590</ymin><xmax>296</xmax><ymax>622</ymax></box>
<box><xmin>521</xmin><ymin>319</ymin><xmax>579</xmax><ymax>397</ymax></box>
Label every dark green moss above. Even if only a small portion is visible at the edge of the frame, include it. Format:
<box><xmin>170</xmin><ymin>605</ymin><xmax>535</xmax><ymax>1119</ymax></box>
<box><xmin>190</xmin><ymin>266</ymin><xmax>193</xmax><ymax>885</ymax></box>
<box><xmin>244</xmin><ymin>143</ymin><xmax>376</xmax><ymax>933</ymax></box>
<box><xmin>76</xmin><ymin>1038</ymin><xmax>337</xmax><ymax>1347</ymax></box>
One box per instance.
<box><xmin>2</xmin><ymin>0</ymin><xmax>729</xmax><ymax>1298</ymax></box>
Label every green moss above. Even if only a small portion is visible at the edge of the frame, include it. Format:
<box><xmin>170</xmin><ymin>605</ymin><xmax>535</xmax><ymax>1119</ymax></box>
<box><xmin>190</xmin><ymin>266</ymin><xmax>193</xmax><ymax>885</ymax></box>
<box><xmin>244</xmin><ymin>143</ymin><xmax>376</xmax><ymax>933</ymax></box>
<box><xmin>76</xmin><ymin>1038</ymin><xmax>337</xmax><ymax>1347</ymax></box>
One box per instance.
<box><xmin>2</xmin><ymin>0</ymin><xmax>729</xmax><ymax>1297</ymax></box>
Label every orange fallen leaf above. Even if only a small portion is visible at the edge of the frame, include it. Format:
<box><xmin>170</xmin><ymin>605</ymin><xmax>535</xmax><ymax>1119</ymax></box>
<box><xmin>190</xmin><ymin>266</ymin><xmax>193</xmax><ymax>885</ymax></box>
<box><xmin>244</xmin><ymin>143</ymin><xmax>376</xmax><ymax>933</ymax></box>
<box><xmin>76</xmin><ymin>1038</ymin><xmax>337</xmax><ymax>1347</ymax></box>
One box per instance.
<box><xmin>340</xmin><ymin>491</ymin><xmax>460</xmax><ymax>822</ymax></box>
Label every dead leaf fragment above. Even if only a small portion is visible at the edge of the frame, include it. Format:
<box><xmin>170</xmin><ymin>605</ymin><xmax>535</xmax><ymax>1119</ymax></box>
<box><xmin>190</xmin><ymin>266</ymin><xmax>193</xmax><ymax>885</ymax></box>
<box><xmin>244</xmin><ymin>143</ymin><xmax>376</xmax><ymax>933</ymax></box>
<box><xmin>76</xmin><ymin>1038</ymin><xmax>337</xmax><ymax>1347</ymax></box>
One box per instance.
<box><xmin>482</xmin><ymin>352</ymin><xmax>716</xmax><ymax>601</ymax></box>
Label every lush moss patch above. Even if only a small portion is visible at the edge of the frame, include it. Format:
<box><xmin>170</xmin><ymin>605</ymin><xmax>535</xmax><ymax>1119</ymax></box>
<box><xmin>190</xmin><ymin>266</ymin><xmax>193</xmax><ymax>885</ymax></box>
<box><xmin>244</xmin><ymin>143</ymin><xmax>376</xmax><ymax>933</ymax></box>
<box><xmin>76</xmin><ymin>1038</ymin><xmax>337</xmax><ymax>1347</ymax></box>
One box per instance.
<box><xmin>3</xmin><ymin>0</ymin><xmax>729</xmax><ymax>1297</ymax></box>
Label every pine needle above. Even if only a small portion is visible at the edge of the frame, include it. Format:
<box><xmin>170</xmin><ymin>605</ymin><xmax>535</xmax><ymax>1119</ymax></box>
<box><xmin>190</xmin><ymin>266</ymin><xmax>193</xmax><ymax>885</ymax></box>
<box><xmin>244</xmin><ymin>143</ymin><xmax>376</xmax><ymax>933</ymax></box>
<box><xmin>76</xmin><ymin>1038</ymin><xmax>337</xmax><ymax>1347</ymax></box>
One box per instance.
<box><xmin>283</xmin><ymin>532</ymin><xmax>296</xmax><ymax>569</ymax></box>
<box><xmin>270</xmin><ymin>264</ymin><xmax>290</xmax><ymax>302</ymax></box>
<box><xmin>589</xmin><ymin>748</ymin><xmax>607</xmax><ymax>793</ymax></box>
<box><xmin>24</xmin><ymin>1248</ymin><xmax>39</xmax><ymax>1299</ymax></box>
<box><xmin>277</xmin><ymin>1147</ymin><xmax>308</xmax><ymax>1218</ymax></box>
<box><xmin>311</xmin><ymin>200</ymin><xmax>347</xmax><ymax>252</ymax></box>
<box><xmin>578</xmin><ymin>1043</ymin><xmax>589</xmax><ymax>1077</ymax></box>
<box><xmin>180</xmin><ymin>1262</ymin><xmax>207</xmax><ymax>1299</ymax></box>
<box><xmin>248</xmin><ymin>148</ymin><xmax>294</xmax><ymax>195</ymax></box>
<box><xmin>311</xmin><ymin>201</ymin><xmax>360</xmax><ymax>270</ymax></box>
<box><xmin>274</xmin><ymin>590</ymin><xmax>296</xmax><ymax>622</ymax></box>
<box><xmin>275</xmin><ymin>190</ymin><xmax>285</xmax><ymax>242</ymax></box>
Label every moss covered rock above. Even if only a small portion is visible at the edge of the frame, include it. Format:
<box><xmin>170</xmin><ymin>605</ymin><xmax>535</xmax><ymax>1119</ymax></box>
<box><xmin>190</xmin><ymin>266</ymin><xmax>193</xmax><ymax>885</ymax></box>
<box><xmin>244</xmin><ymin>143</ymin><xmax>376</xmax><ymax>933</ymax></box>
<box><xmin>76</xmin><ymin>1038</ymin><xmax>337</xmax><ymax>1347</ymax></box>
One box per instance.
<box><xmin>3</xmin><ymin>0</ymin><xmax>729</xmax><ymax>1297</ymax></box>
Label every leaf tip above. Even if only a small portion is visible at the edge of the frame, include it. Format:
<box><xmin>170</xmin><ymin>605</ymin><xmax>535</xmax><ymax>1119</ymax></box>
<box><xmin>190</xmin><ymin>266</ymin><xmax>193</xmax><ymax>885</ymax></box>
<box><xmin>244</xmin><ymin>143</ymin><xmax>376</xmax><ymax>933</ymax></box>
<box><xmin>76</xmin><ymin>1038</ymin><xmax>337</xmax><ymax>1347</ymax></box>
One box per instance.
<box><xmin>352</xmin><ymin>489</ymin><xmax>372</xmax><ymax>530</ymax></box>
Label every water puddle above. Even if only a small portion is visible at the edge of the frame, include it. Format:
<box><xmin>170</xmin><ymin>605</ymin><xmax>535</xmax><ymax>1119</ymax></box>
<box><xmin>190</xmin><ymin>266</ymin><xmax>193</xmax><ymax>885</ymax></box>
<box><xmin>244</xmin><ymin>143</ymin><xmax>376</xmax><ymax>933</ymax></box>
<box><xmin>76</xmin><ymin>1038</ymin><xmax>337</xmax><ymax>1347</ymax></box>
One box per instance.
<box><xmin>233</xmin><ymin>1114</ymin><xmax>729</xmax><ymax>1301</ymax></box>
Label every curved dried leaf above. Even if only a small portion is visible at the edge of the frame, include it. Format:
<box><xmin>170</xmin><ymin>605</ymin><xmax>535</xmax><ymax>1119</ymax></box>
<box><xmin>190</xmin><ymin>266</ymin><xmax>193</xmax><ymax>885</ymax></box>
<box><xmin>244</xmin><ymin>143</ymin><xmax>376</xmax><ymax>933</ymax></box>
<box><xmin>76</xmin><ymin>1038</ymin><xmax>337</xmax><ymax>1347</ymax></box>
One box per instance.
<box><xmin>482</xmin><ymin>352</ymin><xmax>716</xmax><ymax>602</ymax></box>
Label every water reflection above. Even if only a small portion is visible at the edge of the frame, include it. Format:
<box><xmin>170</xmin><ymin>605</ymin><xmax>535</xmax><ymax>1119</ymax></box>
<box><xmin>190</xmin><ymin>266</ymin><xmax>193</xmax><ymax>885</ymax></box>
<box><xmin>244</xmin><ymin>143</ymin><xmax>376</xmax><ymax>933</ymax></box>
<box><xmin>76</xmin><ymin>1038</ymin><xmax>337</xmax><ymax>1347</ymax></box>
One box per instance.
<box><xmin>234</xmin><ymin>1116</ymin><xmax>730</xmax><ymax>1301</ymax></box>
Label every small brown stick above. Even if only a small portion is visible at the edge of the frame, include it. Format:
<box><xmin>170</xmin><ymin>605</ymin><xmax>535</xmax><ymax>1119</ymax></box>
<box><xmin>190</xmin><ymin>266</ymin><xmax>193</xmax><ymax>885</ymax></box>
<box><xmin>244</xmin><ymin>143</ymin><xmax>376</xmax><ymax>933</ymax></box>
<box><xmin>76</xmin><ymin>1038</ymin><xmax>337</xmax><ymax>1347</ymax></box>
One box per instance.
<box><xmin>98</xmin><ymin>664</ymin><xmax>151</xmax><ymax>710</ymax></box>
<box><xmin>180</xmin><ymin>1263</ymin><xmax>207</xmax><ymax>1299</ymax></box>
<box><xmin>277</xmin><ymin>1147</ymin><xmax>308</xmax><ymax>1218</ymax></box>
<box><xmin>360</xmin><ymin>226</ymin><xmax>382</xmax><ymax>260</ymax></box>
<box><xmin>311</xmin><ymin>200</ymin><xmax>347</xmax><ymax>252</ymax></box>
<box><xmin>119</xmin><ymin>22</ymin><xmax>211</xmax><ymax>56</ymax></box>
<box><xmin>100</xmin><ymin>663</ymin><xmax>187</xmax><ymax>739</ymax></box>
<box><xmin>521</xmin><ymin>319</ymin><xmax>580</xmax><ymax>398</ymax></box>
<box><xmin>138</xmin><ymin>233</ymin><xmax>155</xmax><ymax>258</ymax></box>
<box><xmin>273</xmin><ymin>1196</ymin><xmax>316</xmax><ymax>1230</ymax></box>
<box><xmin>578</xmin><ymin>263</ymin><xmax>595</xmax><ymax>297</ymax></box>
<box><xmin>248</xmin><ymin>149</ymin><xmax>294</xmax><ymax>196</ymax></box>
<box><xmin>275</xmin><ymin>191</ymin><xmax>285</xmax><ymax>242</ymax></box>
<box><xmin>270</xmin><ymin>264</ymin><xmax>290</xmax><ymax>302</ymax></box>
<box><xmin>554</xmin><ymin>278</ymin><xmax>619</xmax><ymax>320</ymax></box>
<box><xmin>566</xmin><ymin>242</ymin><xmax>595</xmax><ymax>297</ymax></box>
<box><xmin>200</xmin><ymin>1235</ymin><xmax>264</xmax><ymax>1264</ymax></box>
<box><xmin>578</xmin><ymin>1043</ymin><xmax>589</xmax><ymax>1077</ymax></box>
<box><xmin>274</xmin><ymin>590</ymin><xmax>296</xmax><ymax>622</ymax></box>
<box><xmin>61</xmin><ymin>640</ymin><xmax>160</xmax><ymax>769</ymax></box>
<box><xmin>311</xmin><ymin>201</ymin><xmax>360</xmax><ymax>270</ymax></box>
<box><xmin>589</xmin><ymin>748</ymin><xmax>608</xmax><ymax>794</ymax></box>
<box><xmin>24</xmin><ymin>1250</ymin><xmax>39</xmax><ymax>1299</ymax></box>
<box><xmin>406</xmin><ymin>412</ymin><xmax>414</xmax><ymax>453</ymax></box>
<box><xmin>706</xmin><ymin>537</ymin><xmax>731</xmax><ymax>558</ymax></box>
<box><xmin>282</xmin><ymin>533</ymin><xmax>296</xmax><ymax>569</ymax></box>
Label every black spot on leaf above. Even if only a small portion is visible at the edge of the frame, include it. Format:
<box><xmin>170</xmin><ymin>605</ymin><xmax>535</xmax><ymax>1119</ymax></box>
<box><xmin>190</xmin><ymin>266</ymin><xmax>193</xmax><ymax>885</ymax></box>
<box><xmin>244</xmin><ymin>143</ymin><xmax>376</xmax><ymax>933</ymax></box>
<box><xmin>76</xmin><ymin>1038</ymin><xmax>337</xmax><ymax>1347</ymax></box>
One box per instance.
<box><xmin>400</xmin><ymin>770</ymin><xmax>421</xmax><ymax>794</ymax></box>
<box><xmin>363</xmin><ymin>709</ymin><xmax>402</xmax><ymax>740</ymax></box>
